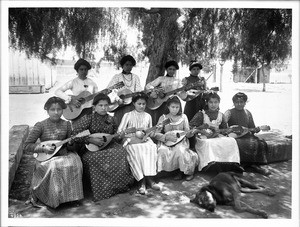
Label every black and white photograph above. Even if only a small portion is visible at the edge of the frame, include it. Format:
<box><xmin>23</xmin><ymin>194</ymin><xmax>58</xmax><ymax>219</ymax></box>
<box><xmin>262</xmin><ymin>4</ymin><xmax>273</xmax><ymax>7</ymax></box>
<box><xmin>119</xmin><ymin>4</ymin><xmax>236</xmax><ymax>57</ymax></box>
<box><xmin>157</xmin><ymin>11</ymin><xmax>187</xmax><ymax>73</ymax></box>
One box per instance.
<box><xmin>1</xmin><ymin>1</ymin><xmax>299</xmax><ymax>226</ymax></box>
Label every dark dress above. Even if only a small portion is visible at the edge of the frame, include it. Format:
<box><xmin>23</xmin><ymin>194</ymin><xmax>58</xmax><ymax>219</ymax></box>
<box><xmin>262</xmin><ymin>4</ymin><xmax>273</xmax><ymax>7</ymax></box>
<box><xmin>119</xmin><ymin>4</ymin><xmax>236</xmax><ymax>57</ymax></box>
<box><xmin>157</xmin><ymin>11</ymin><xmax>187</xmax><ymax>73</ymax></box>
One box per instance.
<box><xmin>183</xmin><ymin>75</ymin><xmax>206</xmax><ymax>121</ymax></box>
<box><xmin>225</xmin><ymin>108</ymin><xmax>268</xmax><ymax>164</ymax></box>
<box><xmin>72</xmin><ymin>112</ymin><xmax>135</xmax><ymax>201</ymax></box>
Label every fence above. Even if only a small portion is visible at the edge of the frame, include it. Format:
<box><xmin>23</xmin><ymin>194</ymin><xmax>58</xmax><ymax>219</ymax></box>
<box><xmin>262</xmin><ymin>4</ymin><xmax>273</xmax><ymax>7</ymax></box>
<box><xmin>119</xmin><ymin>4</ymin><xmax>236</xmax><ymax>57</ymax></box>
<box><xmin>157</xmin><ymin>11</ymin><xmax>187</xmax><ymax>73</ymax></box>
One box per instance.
<box><xmin>9</xmin><ymin>49</ymin><xmax>57</xmax><ymax>93</ymax></box>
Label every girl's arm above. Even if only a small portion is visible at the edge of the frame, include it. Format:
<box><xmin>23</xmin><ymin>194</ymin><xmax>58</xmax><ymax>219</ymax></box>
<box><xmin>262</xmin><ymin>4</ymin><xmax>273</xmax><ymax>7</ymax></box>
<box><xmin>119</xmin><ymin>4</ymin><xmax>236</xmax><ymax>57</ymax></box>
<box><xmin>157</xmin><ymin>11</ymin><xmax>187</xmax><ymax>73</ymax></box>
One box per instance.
<box><xmin>107</xmin><ymin>74</ymin><xmax>120</xmax><ymax>88</ymax></box>
<box><xmin>246</xmin><ymin>110</ymin><xmax>256</xmax><ymax>128</ymax></box>
<box><xmin>153</xmin><ymin>115</ymin><xmax>167</xmax><ymax>142</ymax></box>
<box><xmin>24</xmin><ymin>122</ymin><xmax>43</xmax><ymax>153</ymax></box>
<box><xmin>134</xmin><ymin>74</ymin><xmax>143</xmax><ymax>92</ymax></box>
<box><xmin>145</xmin><ymin>77</ymin><xmax>162</xmax><ymax>90</ymax></box>
<box><xmin>219</xmin><ymin>113</ymin><xmax>228</xmax><ymax>129</ymax></box>
<box><xmin>118</xmin><ymin>112</ymin><xmax>129</xmax><ymax>133</ymax></box>
<box><xmin>189</xmin><ymin>111</ymin><xmax>204</xmax><ymax>128</ymax></box>
<box><xmin>223</xmin><ymin>109</ymin><xmax>231</xmax><ymax>124</ymax></box>
<box><xmin>55</xmin><ymin>80</ymin><xmax>73</xmax><ymax>103</ymax></box>
<box><xmin>183</xmin><ymin>114</ymin><xmax>190</xmax><ymax>131</ymax></box>
<box><xmin>71</xmin><ymin>115</ymin><xmax>91</xmax><ymax>144</ymax></box>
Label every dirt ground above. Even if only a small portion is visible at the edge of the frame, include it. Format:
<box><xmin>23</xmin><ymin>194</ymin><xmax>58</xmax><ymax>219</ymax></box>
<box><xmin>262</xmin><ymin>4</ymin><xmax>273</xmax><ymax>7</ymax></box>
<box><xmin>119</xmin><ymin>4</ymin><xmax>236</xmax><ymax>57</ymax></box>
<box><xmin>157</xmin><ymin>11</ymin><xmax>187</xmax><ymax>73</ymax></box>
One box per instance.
<box><xmin>9</xmin><ymin>158</ymin><xmax>291</xmax><ymax>219</ymax></box>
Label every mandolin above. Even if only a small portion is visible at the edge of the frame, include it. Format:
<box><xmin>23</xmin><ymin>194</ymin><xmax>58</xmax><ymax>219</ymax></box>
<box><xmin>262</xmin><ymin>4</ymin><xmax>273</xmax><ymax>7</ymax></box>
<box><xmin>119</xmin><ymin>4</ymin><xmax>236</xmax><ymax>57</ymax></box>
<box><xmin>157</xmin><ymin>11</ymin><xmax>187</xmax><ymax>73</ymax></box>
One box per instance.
<box><xmin>33</xmin><ymin>130</ymin><xmax>90</xmax><ymax>162</ymax></box>
<box><xmin>227</xmin><ymin>125</ymin><xmax>271</xmax><ymax>139</ymax></box>
<box><xmin>146</xmin><ymin>81</ymin><xmax>205</xmax><ymax>110</ymax></box>
<box><xmin>184</xmin><ymin>86</ymin><xmax>219</xmax><ymax>102</ymax></box>
<box><xmin>86</xmin><ymin>127</ymin><xmax>137</xmax><ymax>152</ymax></box>
<box><xmin>123</xmin><ymin>118</ymin><xmax>171</xmax><ymax>146</ymax></box>
<box><xmin>63</xmin><ymin>82</ymin><xmax>124</xmax><ymax>120</ymax></box>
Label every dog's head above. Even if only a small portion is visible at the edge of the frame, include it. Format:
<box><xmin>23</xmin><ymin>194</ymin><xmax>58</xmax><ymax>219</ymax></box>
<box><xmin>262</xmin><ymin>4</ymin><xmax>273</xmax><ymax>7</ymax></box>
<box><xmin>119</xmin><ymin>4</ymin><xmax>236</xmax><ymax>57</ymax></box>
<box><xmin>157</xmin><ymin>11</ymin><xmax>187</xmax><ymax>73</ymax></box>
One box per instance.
<box><xmin>190</xmin><ymin>188</ymin><xmax>217</xmax><ymax>212</ymax></box>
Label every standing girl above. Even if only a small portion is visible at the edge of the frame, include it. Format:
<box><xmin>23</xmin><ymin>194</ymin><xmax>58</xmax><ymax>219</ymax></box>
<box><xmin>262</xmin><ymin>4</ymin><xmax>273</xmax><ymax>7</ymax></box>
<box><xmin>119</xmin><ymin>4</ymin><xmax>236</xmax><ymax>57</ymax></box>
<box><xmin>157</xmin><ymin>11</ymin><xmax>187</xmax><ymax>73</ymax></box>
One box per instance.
<box><xmin>71</xmin><ymin>93</ymin><xmax>135</xmax><ymax>201</ymax></box>
<box><xmin>107</xmin><ymin>55</ymin><xmax>143</xmax><ymax>125</ymax></box>
<box><xmin>118</xmin><ymin>93</ymin><xmax>160</xmax><ymax>195</ymax></box>
<box><xmin>182</xmin><ymin>61</ymin><xmax>207</xmax><ymax>121</ymax></box>
<box><xmin>55</xmin><ymin>59</ymin><xmax>98</xmax><ymax>126</ymax></box>
<box><xmin>145</xmin><ymin>60</ymin><xmax>186</xmax><ymax>125</ymax></box>
<box><xmin>24</xmin><ymin>97</ymin><xmax>84</xmax><ymax>208</ymax></box>
<box><xmin>154</xmin><ymin>96</ymin><xmax>199</xmax><ymax>181</ymax></box>
<box><xmin>190</xmin><ymin>93</ymin><xmax>241</xmax><ymax>172</ymax></box>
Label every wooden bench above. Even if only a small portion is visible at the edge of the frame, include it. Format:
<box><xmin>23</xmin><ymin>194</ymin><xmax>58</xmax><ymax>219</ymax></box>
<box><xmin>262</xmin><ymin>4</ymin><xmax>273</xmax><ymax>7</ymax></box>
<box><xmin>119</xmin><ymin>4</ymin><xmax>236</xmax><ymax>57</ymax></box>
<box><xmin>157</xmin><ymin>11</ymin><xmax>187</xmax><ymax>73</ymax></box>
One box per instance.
<box><xmin>9</xmin><ymin>125</ymin><xmax>29</xmax><ymax>190</ymax></box>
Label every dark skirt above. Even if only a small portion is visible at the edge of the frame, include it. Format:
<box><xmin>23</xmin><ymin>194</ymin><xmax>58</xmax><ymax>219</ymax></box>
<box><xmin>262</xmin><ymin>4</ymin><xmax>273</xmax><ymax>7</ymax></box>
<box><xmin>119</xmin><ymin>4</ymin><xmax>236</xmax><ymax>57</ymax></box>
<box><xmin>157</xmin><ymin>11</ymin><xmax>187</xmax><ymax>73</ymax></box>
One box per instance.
<box><xmin>235</xmin><ymin>133</ymin><xmax>268</xmax><ymax>164</ymax></box>
<box><xmin>82</xmin><ymin>141</ymin><xmax>135</xmax><ymax>201</ymax></box>
<box><xmin>146</xmin><ymin>102</ymin><xmax>167</xmax><ymax>126</ymax></box>
<box><xmin>184</xmin><ymin>94</ymin><xmax>205</xmax><ymax>121</ymax></box>
<box><xmin>113</xmin><ymin>104</ymin><xmax>135</xmax><ymax>126</ymax></box>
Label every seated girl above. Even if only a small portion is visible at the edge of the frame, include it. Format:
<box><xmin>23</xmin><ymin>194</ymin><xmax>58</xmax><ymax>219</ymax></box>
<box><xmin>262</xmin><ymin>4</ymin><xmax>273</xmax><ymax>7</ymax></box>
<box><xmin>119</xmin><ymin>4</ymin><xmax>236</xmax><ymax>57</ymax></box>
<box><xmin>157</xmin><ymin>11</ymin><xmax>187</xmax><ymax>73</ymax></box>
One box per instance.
<box><xmin>190</xmin><ymin>93</ymin><xmax>241</xmax><ymax>173</ymax></box>
<box><xmin>71</xmin><ymin>93</ymin><xmax>135</xmax><ymax>201</ymax></box>
<box><xmin>24</xmin><ymin>97</ymin><xmax>84</xmax><ymax>208</ymax></box>
<box><xmin>224</xmin><ymin>92</ymin><xmax>270</xmax><ymax>175</ymax></box>
<box><xmin>154</xmin><ymin>96</ymin><xmax>199</xmax><ymax>181</ymax></box>
<box><xmin>118</xmin><ymin>92</ymin><xmax>160</xmax><ymax>195</ymax></box>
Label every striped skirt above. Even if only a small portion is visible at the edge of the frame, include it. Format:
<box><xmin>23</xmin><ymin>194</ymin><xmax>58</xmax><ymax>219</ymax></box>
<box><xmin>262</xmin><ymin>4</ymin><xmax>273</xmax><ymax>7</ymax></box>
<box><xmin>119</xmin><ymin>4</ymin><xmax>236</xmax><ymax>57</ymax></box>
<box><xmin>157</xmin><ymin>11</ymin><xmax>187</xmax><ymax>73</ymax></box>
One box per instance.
<box><xmin>157</xmin><ymin>138</ymin><xmax>199</xmax><ymax>175</ymax></box>
<box><xmin>31</xmin><ymin>151</ymin><xmax>84</xmax><ymax>208</ymax></box>
<box><xmin>125</xmin><ymin>138</ymin><xmax>158</xmax><ymax>181</ymax></box>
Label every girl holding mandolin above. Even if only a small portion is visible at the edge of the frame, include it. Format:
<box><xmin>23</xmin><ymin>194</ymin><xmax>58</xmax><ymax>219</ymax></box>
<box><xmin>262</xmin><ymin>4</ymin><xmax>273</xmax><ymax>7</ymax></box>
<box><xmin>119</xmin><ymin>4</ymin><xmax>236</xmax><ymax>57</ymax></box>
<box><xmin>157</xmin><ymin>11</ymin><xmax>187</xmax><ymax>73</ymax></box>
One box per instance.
<box><xmin>55</xmin><ymin>58</ymin><xmax>98</xmax><ymax>126</ymax></box>
<box><xmin>154</xmin><ymin>96</ymin><xmax>199</xmax><ymax>181</ymax></box>
<box><xmin>224</xmin><ymin>92</ymin><xmax>271</xmax><ymax>175</ymax></box>
<box><xmin>189</xmin><ymin>92</ymin><xmax>242</xmax><ymax>173</ymax></box>
<box><xmin>118</xmin><ymin>93</ymin><xmax>161</xmax><ymax>195</ymax></box>
<box><xmin>71</xmin><ymin>93</ymin><xmax>135</xmax><ymax>201</ymax></box>
<box><xmin>24</xmin><ymin>97</ymin><xmax>84</xmax><ymax>208</ymax></box>
<box><xmin>106</xmin><ymin>55</ymin><xmax>143</xmax><ymax>125</ymax></box>
<box><xmin>182</xmin><ymin>61</ymin><xmax>207</xmax><ymax>121</ymax></box>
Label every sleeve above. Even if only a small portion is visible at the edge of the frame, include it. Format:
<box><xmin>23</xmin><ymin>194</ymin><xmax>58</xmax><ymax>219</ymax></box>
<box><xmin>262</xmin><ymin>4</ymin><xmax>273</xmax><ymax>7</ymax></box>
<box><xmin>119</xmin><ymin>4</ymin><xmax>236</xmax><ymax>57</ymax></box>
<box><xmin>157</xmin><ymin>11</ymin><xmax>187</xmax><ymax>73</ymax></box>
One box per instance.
<box><xmin>219</xmin><ymin>113</ymin><xmax>228</xmax><ymax>129</ymax></box>
<box><xmin>55</xmin><ymin>80</ymin><xmax>74</xmax><ymax>102</ymax></box>
<box><xmin>200</xmin><ymin>77</ymin><xmax>207</xmax><ymax>89</ymax></box>
<box><xmin>93</xmin><ymin>81</ymin><xmax>98</xmax><ymax>93</ymax></box>
<box><xmin>223</xmin><ymin>110</ymin><xmax>231</xmax><ymax>123</ymax></box>
<box><xmin>67</xmin><ymin>121</ymin><xmax>72</xmax><ymax>138</ymax></box>
<box><xmin>107</xmin><ymin>74</ymin><xmax>120</xmax><ymax>88</ymax></box>
<box><xmin>176</xmin><ymin>79</ymin><xmax>188</xmax><ymax>100</ymax></box>
<box><xmin>153</xmin><ymin>115</ymin><xmax>166</xmax><ymax>142</ymax></box>
<box><xmin>118</xmin><ymin>112</ymin><xmax>130</xmax><ymax>132</ymax></box>
<box><xmin>72</xmin><ymin>114</ymin><xmax>91</xmax><ymax>144</ymax></box>
<box><xmin>246</xmin><ymin>110</ymin><xmax>256</xmax><ymax>128</ymax></box>
<box><xmin>145</xmin><ymin>77</ymin><xmax>162</xmax><ymax>90</ymax></box>
<box><xmin>181</xmin><ymin>77</ymin><xmax>188</xmax><ymax>86</ymax></box>
<box><xmin>189</xmin><ymin>111</ymin><xmax>204</xmax><ymax>128</ymax></box>
<box><xmin>183</xmin><ymin>114</ymin><xmax>190</xmax><ymax>131</ymax></box>
<box><xmin>134</xmin><ymin>75</ymin><xmax>143</xmax><ymax>92</ymax></box>
<box><xmin>24</xmin><ymin>122</ymin><xmax>43</xmax><ymax>153</ymax></box>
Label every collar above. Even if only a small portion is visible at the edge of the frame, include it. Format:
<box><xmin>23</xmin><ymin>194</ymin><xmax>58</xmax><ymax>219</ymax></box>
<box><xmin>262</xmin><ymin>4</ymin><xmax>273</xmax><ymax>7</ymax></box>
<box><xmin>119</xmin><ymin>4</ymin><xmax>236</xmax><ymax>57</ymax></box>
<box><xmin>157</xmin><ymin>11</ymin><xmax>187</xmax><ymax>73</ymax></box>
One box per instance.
<box><xmin>122</xmin><ymin>70</ymin><xmax>131</xmax><ymax>75</ymax></box>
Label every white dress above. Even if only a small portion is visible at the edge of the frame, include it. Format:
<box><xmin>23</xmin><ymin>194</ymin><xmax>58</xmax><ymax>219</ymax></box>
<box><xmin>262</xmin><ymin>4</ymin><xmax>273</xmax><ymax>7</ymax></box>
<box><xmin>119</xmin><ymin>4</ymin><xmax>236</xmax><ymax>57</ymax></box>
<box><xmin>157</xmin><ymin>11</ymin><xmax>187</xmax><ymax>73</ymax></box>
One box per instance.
<box><xmin>195</xmin><ymin>111</ymin><xmax>240</xmax><ymax>171</ymax></box>
<box><xmin>156</xmin><ymin>114</ymin><xmax>199</xmax><ymax>175</ymax></box>
<box><xmin>118</xmin><ymin>110</ymin><xmax>158</xmax><ymax>181</ymax></box>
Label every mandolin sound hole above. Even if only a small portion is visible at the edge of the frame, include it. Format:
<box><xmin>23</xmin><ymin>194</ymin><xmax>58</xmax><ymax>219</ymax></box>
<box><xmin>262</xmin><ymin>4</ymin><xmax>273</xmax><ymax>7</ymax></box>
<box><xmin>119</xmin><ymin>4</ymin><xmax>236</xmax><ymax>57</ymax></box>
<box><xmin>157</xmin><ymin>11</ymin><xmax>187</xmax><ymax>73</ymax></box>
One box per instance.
<box><xmin>103</xmin><ymin>136</ymin><xmax>107</xmax><ymax>142</ymax></box>
<box><xmin>176</xmin><ymin>133</ymin><xmax>180</xmax><ymax>138</ymax></box>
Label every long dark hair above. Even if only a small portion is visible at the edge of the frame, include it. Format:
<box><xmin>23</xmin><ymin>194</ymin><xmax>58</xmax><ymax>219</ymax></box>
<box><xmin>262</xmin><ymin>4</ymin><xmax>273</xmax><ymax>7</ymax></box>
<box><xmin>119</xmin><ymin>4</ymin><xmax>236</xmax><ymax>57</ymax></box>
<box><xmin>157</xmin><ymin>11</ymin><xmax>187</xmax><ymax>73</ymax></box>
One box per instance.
<box><xmin>164</xmin><ymin>96</ymin><xmax>182</xmax><ymax>115</ymax></box>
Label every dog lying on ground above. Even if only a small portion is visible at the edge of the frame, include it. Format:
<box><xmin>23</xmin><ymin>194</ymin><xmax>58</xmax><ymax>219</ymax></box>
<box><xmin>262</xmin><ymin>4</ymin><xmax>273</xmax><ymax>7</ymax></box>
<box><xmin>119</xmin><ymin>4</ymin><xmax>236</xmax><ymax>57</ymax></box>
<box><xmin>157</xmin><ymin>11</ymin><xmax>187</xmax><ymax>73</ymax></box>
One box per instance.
<box><xmin>190</xmin><ymin>172</ymin><xmax>275</xmax><ymax>218</ymax></box>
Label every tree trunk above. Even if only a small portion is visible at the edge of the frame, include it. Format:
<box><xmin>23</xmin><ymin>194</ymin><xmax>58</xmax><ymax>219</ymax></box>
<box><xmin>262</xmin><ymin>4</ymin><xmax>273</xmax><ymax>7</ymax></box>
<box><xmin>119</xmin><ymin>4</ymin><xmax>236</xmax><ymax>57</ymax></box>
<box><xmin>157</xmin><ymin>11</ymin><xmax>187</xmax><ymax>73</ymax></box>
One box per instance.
<box><xmin>146</xmin><ymin>9</ymin><xmax>181</xmax><ymax>84</ymax></box>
